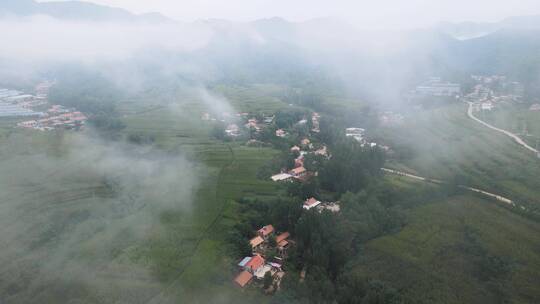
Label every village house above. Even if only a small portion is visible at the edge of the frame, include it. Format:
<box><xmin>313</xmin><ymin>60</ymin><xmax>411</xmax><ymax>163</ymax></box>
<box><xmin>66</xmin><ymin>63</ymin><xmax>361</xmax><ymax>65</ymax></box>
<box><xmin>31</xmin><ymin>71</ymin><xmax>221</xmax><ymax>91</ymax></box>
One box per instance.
<box><xmin>293</xmin><ymin>172</ymin><xmax>314</xmax><ymax>183</ymax></box>
<box><xmin>0</xmin><ymin>89</ymin><xmax>19</xmax><ymax>99</ymax></box>
<box><xmin>271</xmin><ymin>173</ymin><xmax>293</xmax><ymax>182</ymax></box>
<box><xmin>415</xmin><ymin>77</ymin><xmax>461</xmax><ymax>97</ymax></box>
<box><xmin>250</xmin><ymin>236</ymin><xmax>265</xmax><ymax>251</ymax></box>
<box><xmin>303</xmin><ymin>197</ymin><xmax>322</xmax><ymax>210</ymax></box>
<box><xmin>244</xmin><ymin>254</ymin><xmax>265</xmax><ymax>273</ymax></box>
<box><xmin>238</xmin><ymin>255</ymin><xmax>265</xmax><ymax>273</ymax></box>
<box><xmin>238</xmin><ymin>256</ymin><xmax>253</xmax><ymax>269</ymax></box>
<box><xmin>294</xmin><ymin>156</ymin><xmax>304</xmax><ymax>168</ymax></box>
<box><xmin>314</xmin><ymin>145</ymin><xmax>328</xmax><ymax>157</ymax></box>
<box><xmin>254</xmin><ymin>264</ymin><xmax>274</xmax><ymax>280</ymax></box>
<box><xmin>362</xmin><ymin>142</ymin><xmax>377</xmax><ymax>148</ymax></box>
<box><xmin>275</xmin><ymin>232</ymin><xmax>290</xmax><ymax>252</ymax></box>
<box><xmin>258</xmin><ymin>225</ymin><xmax>275</xmax><ymax>239</ymax></box>
<box><xmin>245</xmin><ymin>118</ymin><xmax>262</xmax><ymax>132</ymax></box>
<box><xmin>225</xmin><ymin>124</ymin><xmax>240</xmax><ymax>137</ymax></box>
<box><xmin>275</xmin><ymin>129</ymin><xmax>287</xmax><ymax>137</ymax></box>
<box><xmin>233</xmin><ymin>228</ymin><xmax>291</xmax><ymax>290</ymax></box>
<box><xmin>345</xmin><ymin>128</ymin><xmax>365</xmax><ymax>142</ymax></box>
<box><xmin>5</xmin><ymin>94</ymin><xmax>35</xmax><ymax>103</ymax></box>
<box><xmin>48</xmin><ymin>105</ymin><xmax>71</xmax><ymax>115</ymax></box>
<box><xmin>268</xmin><ymin>261</ymin><xmax>283</xmax><ymax>272</ymax></box>
<box><xmin>481</xmin><ymin>102</ymin><xmax>494</xmax><ymax>111</ymax></box>
<box><xmin>300</xmin><ymin>138</ymin><xmax>311</xmax><ymax>147</ymax></box>
<box><xmin>290</xmin><ymin>145</ymin><xmax>301</xmax><ymax>153</ymax></box>
<box><xmin>290</xmin><ymin>166</ymin><xmax>307</xmax><ymax>177</ymax></box>
<box><xmin>316</xmin><ymin>202</ymin><xmax>341</xmax><ymax>213</ymax></box>
<box><xmin>234</xmin><ymin>270</ymin><xmax>253</xmax><ymax>288</ymax></box>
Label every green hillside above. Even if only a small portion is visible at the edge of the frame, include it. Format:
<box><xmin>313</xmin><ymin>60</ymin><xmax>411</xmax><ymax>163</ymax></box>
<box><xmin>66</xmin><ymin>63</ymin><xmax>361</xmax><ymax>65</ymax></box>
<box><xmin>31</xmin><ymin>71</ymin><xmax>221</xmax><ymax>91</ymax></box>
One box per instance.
<box><xmin>352</xmin><ymin>195</ymin><xmax>540</xmax><ymax>303</ymax></box>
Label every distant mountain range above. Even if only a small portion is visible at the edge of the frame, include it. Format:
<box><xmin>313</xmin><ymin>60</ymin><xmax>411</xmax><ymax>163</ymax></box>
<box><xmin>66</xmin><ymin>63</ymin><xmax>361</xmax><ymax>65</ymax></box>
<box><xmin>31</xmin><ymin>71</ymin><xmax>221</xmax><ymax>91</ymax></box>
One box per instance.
<box><xmin>3</xmin><ymin>0</ymin><xmax>540</xmax><ymax>39</ymax></box>
<box><xmin>0</xmin><ymin>0</ymin><xmax>173</xmax><ymax>23</ymax></box>
<box><xmin>1</xmin><ymin>0</ymin><xmax>539</xmax><ymax>98</ymax></box>
<box><xmin>437</xmin><ymin>15</ymin><xmax>540</xmax><ymax>39</ymax></box>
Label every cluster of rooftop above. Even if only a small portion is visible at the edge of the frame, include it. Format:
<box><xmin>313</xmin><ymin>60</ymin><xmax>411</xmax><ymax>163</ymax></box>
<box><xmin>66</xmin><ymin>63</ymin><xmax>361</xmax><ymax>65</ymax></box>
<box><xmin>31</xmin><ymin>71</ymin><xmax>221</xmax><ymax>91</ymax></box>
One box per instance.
<box><xmin>466</xmin><ymin>75</ymin><xmax>526</xmax><ymax>112</ymax></box>
<box><xmin>271</xmin><ymin>138</ymin><xmax>329</xmax><ymax>183</ymax></box>
<box><xmin>234</xmin><ymin>224</ymin><xmax>290</xmax><ymax>291</ymax></box>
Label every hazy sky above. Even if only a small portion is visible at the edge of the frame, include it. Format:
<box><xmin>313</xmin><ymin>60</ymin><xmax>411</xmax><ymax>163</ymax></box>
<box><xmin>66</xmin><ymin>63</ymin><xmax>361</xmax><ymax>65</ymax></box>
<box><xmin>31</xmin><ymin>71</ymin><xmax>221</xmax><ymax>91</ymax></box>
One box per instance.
<box><xmin>37</xmin><ymin>0</ymin><xmax>540</xmax><ymax>29</ymax></box>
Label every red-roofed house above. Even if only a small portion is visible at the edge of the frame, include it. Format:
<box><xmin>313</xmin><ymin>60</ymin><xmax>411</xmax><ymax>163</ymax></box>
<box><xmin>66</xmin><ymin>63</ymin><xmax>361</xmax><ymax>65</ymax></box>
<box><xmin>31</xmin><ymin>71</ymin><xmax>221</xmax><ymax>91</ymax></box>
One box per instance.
<box><xmin>276</xmin><ymin>129</ymin><xmax>287</xmax><ymax>137</ymax></box>
<box><xmin>303</xmin><ymin>197</ymin><xmax>322</xmax><ymax>210</ymax></box>
<box><xmin>234</xmin><ymin>270</ymin><xmax>253</xmax><ymax>287</ymax></box>
<box><xmin>294</xmin><ymin>155</ymin><xmax>304</xmax><ymax>168</ymax></box>
<box><xmin>245</xmin><ymin>255</ymin><xmax>265</xmax><ymax>273</ymax></box>
<box><xmin>276</xmin><ymin>232</ymin><xmax>290</xmax><ymax>244</ymax></box>
<box><xmin>276</xmin><ymin>232</ymin><xmax>290</xmax><ymax>251</ymax></box>
<box><xmin>250</xmin><ymin>236</ymin><xmax>264</xmax><ymax>249</ymax></box>
<box><xmin>258</xmin><ymin>225</ymin><xmax>275</xmax><ymax>239</ymax></box>
<box><xmin>314</xmin><ymin>146</ymin><xmax>328</xmax><ymax>157</ymax></box>
<box><xmin>290</xmin><ymin>166</ymin><xmax>307</xmax><ymax>177</ymax></box>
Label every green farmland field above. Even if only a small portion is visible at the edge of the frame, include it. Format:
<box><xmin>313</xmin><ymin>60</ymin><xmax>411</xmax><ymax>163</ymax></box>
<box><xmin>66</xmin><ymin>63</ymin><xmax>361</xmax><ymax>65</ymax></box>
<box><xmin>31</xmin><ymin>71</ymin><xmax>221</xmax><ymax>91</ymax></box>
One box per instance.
<box><xmin>2</xmin><ymin>87</ymin><xmax>540</xmax><ymax>303</ymax></box>
<box><xmin>375</xmin><ymin>103</ymin><xmax>540</xmax><ymax>213</ymax></box>
<box><xmin>351</xmin><ymin>195</ymin><xmax>540</xmax><ymax>304</ymax></box>
<box><xmin>481</xmin><ymin>103</ymin><xmax>540</xmax><ymax>147</ymax></box>
<box><xmin>0</xmin><ymin>85</ymin><xmax>284</xmax><ymax>303</ymax></box>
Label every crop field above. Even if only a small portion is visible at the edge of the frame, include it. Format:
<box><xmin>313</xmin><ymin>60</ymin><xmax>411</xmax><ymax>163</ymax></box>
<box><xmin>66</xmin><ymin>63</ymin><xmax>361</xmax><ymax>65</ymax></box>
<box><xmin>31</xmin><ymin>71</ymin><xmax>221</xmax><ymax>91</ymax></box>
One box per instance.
<box><xmin>0</xmin><ymin>86</ymin><xmax>283</xmax><ymax>303</ymax></box>
<box><xmin>351</xmin><ymin>195</ymin><xmax>540</xmax><ymax>304</ymax></box>
<box><xmin>2</xmin><ymin>88</ymin><xmax>540</xmax><ymax>303</ymax></box>
<box><xmin>213</xmin><ymin>84</ymin><xmax>289</xmax><ymax>114</ymax></box>
<box><xmin>117</xmin><ymin>92</ymin><xmax>284</xmax><ymax>302</ymax></box>
<box><xmin>375</xmin><ymin>103</ymin><xmax>540</xmax><ymax>212</ymax></box>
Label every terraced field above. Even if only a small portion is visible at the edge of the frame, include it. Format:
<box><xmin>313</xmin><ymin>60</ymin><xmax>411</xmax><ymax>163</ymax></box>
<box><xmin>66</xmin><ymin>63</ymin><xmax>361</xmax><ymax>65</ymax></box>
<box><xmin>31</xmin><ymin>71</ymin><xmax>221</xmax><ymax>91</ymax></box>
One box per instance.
<box><xmin>0</xmin><ymin>86</ymin><xmax>285</xmax><ymax>303</ymax></box>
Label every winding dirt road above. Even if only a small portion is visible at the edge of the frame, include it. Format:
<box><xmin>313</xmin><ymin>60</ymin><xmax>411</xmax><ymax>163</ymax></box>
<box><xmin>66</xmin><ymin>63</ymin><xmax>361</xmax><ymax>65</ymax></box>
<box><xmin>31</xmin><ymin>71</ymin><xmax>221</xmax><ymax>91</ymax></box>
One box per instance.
<box><xmin>466</xmin><ymin>102</ymin><xmax>539</xmax><ymax>155</ymax></box>
<box><xmin>381</xmin><ymin>168</ymin><xmax>515</xmax><ymax>206</ymax></box>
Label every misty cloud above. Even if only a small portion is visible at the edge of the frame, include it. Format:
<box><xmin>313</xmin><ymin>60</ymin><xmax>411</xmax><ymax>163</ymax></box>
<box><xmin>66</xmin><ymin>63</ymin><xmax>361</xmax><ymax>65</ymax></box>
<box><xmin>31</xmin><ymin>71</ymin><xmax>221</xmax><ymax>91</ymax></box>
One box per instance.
<box><xmin>38</xmin><ymin>0</ymin><xmax>540</xmax><ymax>29</ymax></box>
<box><xmin>0</xmin><ymin>132</ymin><xmax>200</xmax><ymax>303</ymax></box>
<box><xmin>197</xmin><ymin>87</ymin><xmax>235</xmax><ymax>116</ymax></box>
<box><xmin>0</xmin><ymin>15</ymin><xmax>214</xmax><ymax>62</ymax></box>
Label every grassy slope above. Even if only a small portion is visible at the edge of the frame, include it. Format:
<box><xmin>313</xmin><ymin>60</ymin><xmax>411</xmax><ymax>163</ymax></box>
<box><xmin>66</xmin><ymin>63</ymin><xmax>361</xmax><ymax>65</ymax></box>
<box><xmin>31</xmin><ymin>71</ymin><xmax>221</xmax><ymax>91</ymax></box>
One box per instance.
<box><xmin>481</xmin><ymin>103</ymin><xmax>540</xmax><ymax>147</ymax></box>
<box><xmin>368</xmin><ymin>103</ymin><xmax>540</xmax><ymax>303</ymax></box>
<box><xmin>351</xmin><ymin>195</ymin><xmax>540</xmax><ymax>304</ymax></box>
<box><xmin>376</xmin><ymin>103</ymin><xmax>540</xmax><ymax>211</ymax></box>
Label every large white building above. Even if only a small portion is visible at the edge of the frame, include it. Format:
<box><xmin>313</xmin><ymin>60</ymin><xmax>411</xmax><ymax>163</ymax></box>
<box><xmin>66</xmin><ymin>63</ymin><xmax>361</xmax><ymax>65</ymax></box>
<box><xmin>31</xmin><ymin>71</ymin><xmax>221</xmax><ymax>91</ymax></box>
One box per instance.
<box><xmin>0</xmin><ymin>103</ymin><xmax>44</xmax><ymax>117</ymax></box>
<box><xmin>415</xmin><ymin>78</ymin><xmax>461</xmax><ymax>97</ymax></box>
<box><xmin>0</xmin><ymin>89</ymin><xmax>22</xmax><ymax>99</ymax></box>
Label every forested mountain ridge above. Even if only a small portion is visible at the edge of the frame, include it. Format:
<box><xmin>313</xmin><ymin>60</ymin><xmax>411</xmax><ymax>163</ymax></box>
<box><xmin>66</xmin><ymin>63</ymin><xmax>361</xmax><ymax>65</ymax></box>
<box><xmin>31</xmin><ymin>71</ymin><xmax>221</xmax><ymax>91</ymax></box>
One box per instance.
<box><xmin>0</xmin><ymin>0</ymin><xmax>172</xmax><ymax>23</ymax></box>
<box><xmin>437</xmin><ymin>15</ymin><xmax>540</xmax><ymax>39</ymax></box>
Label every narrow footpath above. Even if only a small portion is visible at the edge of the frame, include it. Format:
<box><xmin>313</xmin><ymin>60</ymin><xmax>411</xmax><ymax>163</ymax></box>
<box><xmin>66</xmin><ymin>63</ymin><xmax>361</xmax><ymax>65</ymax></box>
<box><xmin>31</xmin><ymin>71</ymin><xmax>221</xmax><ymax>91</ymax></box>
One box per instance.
<box><xmin>466</xmin><ymin>102</ymin><xmax>539</xmax><ymax>155</ymax></box>
<box><xmin>381</xmin><ymin>168</ymin><xmax>515</xmax><ymax>207</ymax></box>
